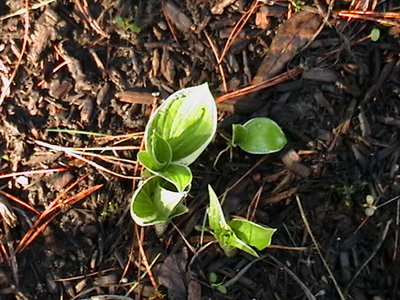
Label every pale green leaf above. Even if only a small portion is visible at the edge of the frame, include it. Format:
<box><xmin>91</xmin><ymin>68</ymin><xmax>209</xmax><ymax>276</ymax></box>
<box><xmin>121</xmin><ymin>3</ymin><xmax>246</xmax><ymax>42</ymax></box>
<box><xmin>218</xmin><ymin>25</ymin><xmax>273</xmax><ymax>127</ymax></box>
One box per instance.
<box><xmin>149</xmin><ymin>131</ymin><xmax>172</xmax><ymax>165</ymax></box>
<box><xmin>150</xmin><ymin>163</ymin><xmax>192</xmax><ymax>192</ymax></box>
<box><xmin>138</xmin><ymin>151</ymin><xmax>166</xmax><ymax>171</ymax></box>
<box><xmin>130</xmin><ymin>177</ymin><xmax>187</xmax><ymax>226</ymax></box>
<box><xmin>371</xmin><ymin>28</ymin><xmax>380</xmax><ymax>42</ymax></box>
<box><xmin>232</xmin><ymin>117</ymin><xmax>287</xmax><ymax>154</ymax></box>
<box><xmin>208</xmin><ymin>185</ymin><xmax>230</xmax><ymax>232</ymax></box>
<box><xmin>145</xmin><ymin>83</ymin><xmax>217</xmax><ymax>165</ymax></box>
<box><xmin>115</xmin><ymin>16</ymin><xmax>125</xmax><ymax>28</ymax></box>
<box><xmin>227</xmin><ymin>232</ymin><xmax>259</xmax><ymax>257</ymax></box>
<box><xmin>209</xmin><ymin>273</ymin><xmax>218</xmax><ymax>283</ymax></box>
<box><xmin>157</xmin><ymin>184</ymin><xmax>188</xmax><ymax>217</ymax></box>
<box><xmin>216</xmin><ymin>285</ymin><xmax>227</xmax><ymax>294</ymax></box>
<box><xmin>228</xmin><ymin>218</ymin><xmax>276</xmax><ymax>250</ymax></box>
<box><xmin>231</xmin><ymin>124</ymin><xmax>247</xmax><ymax>147</ymax></box>
<box><xmin>170</xmin><ymin>203</ymin><xmax>189</xmax><ymax>219</ymax></box>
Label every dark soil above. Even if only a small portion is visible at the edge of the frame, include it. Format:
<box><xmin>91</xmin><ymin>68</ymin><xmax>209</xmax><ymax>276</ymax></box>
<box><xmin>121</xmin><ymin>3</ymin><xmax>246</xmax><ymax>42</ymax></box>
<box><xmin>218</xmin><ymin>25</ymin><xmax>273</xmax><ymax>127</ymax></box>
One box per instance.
<box><xmin>0</xmin><ymin>0</ymin><xmax>399</xmax><ymax>299</ymax></box>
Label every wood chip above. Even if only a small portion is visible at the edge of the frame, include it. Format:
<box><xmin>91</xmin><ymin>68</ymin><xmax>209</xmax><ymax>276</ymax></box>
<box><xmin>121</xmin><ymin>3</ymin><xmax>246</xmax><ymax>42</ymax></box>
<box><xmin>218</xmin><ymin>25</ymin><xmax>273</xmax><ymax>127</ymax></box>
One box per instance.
<box><xmin>117</xmin><ymin>90</ymin><xmax>158</xmax><ymax>105</ymax></box>
<box><xmin>302</xmin><ymin>68</ymin><xmax>338</xmax><ymax>83</ymax></box>
<box><xmin>163</xmin><ymin>0</ymin><xmax>192</xmax><ymax>32</ymax></box>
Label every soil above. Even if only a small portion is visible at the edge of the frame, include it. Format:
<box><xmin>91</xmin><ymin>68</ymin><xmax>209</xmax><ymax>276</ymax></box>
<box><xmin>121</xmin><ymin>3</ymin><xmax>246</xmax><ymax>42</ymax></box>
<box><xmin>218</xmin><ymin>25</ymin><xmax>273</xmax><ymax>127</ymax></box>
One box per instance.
<box><xmin>0</xmin><ymin>0</ymin><xmax>399</xmax><ymax>299</ymax></box>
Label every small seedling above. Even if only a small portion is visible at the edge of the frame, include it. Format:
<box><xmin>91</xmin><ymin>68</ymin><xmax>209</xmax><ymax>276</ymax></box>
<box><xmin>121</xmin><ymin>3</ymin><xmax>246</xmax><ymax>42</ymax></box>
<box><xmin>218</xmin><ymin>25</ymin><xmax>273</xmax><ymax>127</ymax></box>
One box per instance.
<box><xmin>370</xmin><ymin>28</ymin><xmax>380</xmax><ymax>42</ymax></box>
<box><xmin>292</xmin><ymin>0</ymin><xmax>305</xmax><ymax>12</ymax></box>
<box><xmin>115</xmin><ymin>16</ymin><xmax>141</xmax><ymax>33</ymax></box>
<box><xmin>363</xmin><ymin>195</ymin><xmax>377</xmax><ymax>217</ymax></box>
<box><xmin>214</xmin><ymin>117</ymin><xmax>287</xmax><ymax>167</ymax></box>
<box><xmin>131</xmin><ymin>83</ymin><xmax>217</xmax><ymax>233</ymax></box>
<box><xmin>101</xmin><ymin>201</ymin><xmax>119</xmax><ymax>217</ymax></box>
<box><xmin>209</xmin><ymin>272</ymin><xmax>227</xmax><ymax>294</ymax></box>
<box><xmin>137</xmin><ymin>83</ymin><xmax>217</xmax><ymax>190</ymax></box>
<box><xmin>207</xmin><ymin>185</ymin><xmax>276</xmax><ymax>257</ymax></box>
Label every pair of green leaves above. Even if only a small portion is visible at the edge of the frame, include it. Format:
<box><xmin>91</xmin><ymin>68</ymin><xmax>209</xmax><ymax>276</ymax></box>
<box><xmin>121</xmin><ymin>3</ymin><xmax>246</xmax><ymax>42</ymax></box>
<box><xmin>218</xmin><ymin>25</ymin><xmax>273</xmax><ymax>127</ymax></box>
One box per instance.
<box><xmin>208</xmin><ymin>186</ymin><xmax>276</xmax><ymax>257</ymax></box>
<box><xmin>131</xmin><ymin>83</ymin><xmax>218</xmax><ymax>227</ymax></box>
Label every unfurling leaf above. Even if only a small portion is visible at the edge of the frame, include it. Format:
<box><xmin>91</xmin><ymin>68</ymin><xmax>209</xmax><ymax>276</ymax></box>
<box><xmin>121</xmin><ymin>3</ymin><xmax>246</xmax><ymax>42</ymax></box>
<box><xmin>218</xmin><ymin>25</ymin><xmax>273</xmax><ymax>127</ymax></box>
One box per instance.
<box><xmin>228</xmin><ymin>218</ymin><xmax>276</xmax><ymax>250</ymax></box>
<box><xmin>207</xmin><ymin>185</ymin><xmax>275</xmax><ymax>257</ymax></box>
<box><xmin>131</xmin><ymin>177</ymin><xmax>187</xmax><ymax>226</ymax></box>
<box><xmin>145</xmin><ymin>83</ymin><xmax>217</xmax><ymax>165</ymax></box>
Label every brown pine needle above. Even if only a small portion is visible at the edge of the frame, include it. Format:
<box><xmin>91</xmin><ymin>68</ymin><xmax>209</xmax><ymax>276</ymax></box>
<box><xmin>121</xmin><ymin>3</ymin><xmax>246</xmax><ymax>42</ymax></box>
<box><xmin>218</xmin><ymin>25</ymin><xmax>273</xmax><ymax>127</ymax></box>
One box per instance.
<box><xmin>0</xmin><ymin>190</ymin><xmax>40</xmax><ymax>215</ymax></box>
<box><xmin>204</xmin><ymin>30</ymin><xmax>228</xmax><ymax>93</ymax></box>
<box><xmin>17</xmin><ymin>184</ymin><xmax>103</xmax><ymax>253</ymax></box>
<box><xmin>35</xmin><ymin>141</ymin><xmax>141</xmax><ymax>180</ymax></box>
<box><xmin>296</xmin><ymin>195</ymin><xmax>346</xmax><ymax>300</ymax></box>
<box><xmin>0</xmin><ymin>168</ymin><xmax>66</xmax><ymax>180</ymax></box>
<box><xmin>0</xmin><ymin>0</ymin><xmax>30</xmax><ymax>105</ymax></box>
<box><xmin>218</xmin><ymin>0</ymin><xmax>260</xmax><ymax>64</ymax></box>
<box><xmin>216</xmin><ymin>68</ymin><xmax>302</xmax><ymax>103</ymax></box>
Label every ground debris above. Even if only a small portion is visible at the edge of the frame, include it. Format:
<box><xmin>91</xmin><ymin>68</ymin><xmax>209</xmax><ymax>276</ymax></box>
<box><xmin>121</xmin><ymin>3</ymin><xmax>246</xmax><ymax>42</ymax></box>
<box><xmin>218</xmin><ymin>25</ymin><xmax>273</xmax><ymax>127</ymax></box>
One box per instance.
<box><xmin>252</xmin><ymin>9</ymin><xmax>322</xmax><ymax>83</ymax></box>
<box><xmin>154</xmin><ymin>248</ymin><xmax>189</xmax><ymax>300</ymax></box>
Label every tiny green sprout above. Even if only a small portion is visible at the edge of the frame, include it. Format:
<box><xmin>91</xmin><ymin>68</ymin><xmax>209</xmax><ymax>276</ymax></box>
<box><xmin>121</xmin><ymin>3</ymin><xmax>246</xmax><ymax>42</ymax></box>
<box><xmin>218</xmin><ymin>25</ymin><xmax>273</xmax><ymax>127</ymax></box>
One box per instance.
<box><xmin>209</xmin><ymin>272</ymin><xmax>218</xmax><ymax>283</ymax></box>
<box><xmin>370</xmin><ymin>28</ymin><xmax>380</xmax><ymax>42</ymax></box>
<box><xmin>100</xmin><ymin>201</ymin><xmax>119</xmax><ymax>217</ymax></box>
<box><xmin>209</xmin><ymin>273</ymin><xmax>227</xmax><ymax>294</ymax></box>
<box><xmin>207</xmin><ymin>185</ymin><xmax>276</xmax><ymax>257</ymax></box>
<box><xmin>293</xmin><ymin>0</ymin><xmax>305</xmax><ymax>12</ymax></box>
<box><xmin>115</xmin><ymin>16</ymin><xmax>141</xmax><ymax>33</ymax></box>
<box><xmin>363</xmin><ymin>195</ymin><xmax>377</xmax><ymax>217</ymax></box>
<box><xmin>232</xmin><ymin>117</ymin><xmax>287</xmax><ymax>154</ymax></box>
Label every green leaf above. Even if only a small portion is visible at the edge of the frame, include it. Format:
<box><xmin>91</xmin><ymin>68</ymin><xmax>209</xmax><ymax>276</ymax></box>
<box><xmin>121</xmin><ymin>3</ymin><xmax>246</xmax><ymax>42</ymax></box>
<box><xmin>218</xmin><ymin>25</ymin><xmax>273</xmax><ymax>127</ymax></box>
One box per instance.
<box><xmin>209</xmin><ymin>273</ymin><xmax>218</xmax><ymax>283</ymax></box>
<box><xmin>208</xmin><ymin>186</ymin><xmax>259</xmax><ymax>257</ymax></box>
<box><xmin>145</xmin><ymin>83</ymin><xmax>217</xmax><ymax>165</ymax></box>
<box><xmin>232</xmin><ymin>117</ymin><xmax>287</xmax><ymax>154</ymax></box>
<box><xmin>231</xmin><ymin>124</ymin><xmax>247</xmax><ymax>147</ymax></box>
<box><xmin>150</xmin><ymin>163</ymin><xmax>192</xmax><ymax>192</ymax></box>
<box><xmin>216</xmin><ymin>285</ymin><xmax>227</xmax><ymax>294</ymax></box>
<box><xmin>115</xmin><ymin>16</ymin><xmax>126</xmax><ymax>28</ymax></box>
<box><xmin>127</xmin><ymin>23</ymin><xmax>141</xmax><ymax>33</ymax></box>
<box><xmin>149</xmin><ymin>131</ymin><xmax>172</xmax><ymax>165</ymax></box>
<box><xmin>169</xmin><ymin>203</ymin><xmax>189</xmax><ymax>219</ymax></box>
<box><xmin>371</xmin><ymin>28</ymin><xmax>380</xmax><ymax>42</ymax></box>
<box><xmin>227</xmin><ymin>234</ymin><xmax>259</xmax><ymax>257</ymax></box>
<box><xmin>131</xmin><ymin>176</ymin><xmax>187</xmax><ymax>226</ymax></box>
<box><xmin>138</xmin><ymin>151</ymin><xmax>166</xmax><ymax>172</ymax></box>
<box><xmin>228</xmin><ymin>218</ymin><xmax>276</xmax><ymax>250</ymax></box>
<box><xmin>207</xmin><ymin>185</ymin><xmax>230</xmax><ymax>232</ymax></box>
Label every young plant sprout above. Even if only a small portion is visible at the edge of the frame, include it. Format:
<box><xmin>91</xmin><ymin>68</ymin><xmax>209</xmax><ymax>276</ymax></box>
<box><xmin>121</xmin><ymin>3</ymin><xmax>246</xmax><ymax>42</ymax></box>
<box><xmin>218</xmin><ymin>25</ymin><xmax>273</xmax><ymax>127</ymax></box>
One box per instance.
<box><xmin>137</xmin><ymin>83</ymin><xmax>217</xmax><ymax>190</ymax></box>
<box><xmin>207</xmin><ymin>185</ymin><xmax>276</xmax><ymax>257</ymax></box>
<box><xmin>209</xmin><ymin>272</ymin><xmax>227</xmax><ymax>294</ymax></box>
<box><xmin>363</xmin><ymin>195</ymin><xmax>377</xmax><ymax>217</ymax></box>
<box><xmin>131</xmin><ymin>83</ymin><xmax>218</xmax><ymax>234</ymax></box>
<box><xmin>214</xmin><ymin>117</ymin><xmax>287</xmax><ymax>167</ymax></box>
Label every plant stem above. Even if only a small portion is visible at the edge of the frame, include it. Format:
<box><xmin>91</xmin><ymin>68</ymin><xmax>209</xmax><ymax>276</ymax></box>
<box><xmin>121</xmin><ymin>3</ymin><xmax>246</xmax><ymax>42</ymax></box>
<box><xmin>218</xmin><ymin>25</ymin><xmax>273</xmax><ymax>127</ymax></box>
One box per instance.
<box><xmin>154</xmin><ymin>222</ymin><xmax>168</xmax><ymax>236</ymax></box>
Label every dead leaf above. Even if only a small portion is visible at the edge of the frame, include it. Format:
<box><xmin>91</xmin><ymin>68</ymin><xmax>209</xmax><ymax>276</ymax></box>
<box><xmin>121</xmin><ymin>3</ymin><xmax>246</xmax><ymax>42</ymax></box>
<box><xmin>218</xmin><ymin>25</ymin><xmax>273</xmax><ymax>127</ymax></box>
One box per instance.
<box><xmin>154</xmin><ymin>248</ymin><xmax>188</xmax><ymax>300</ymax></box>
<box><xmin>252</xmin><ymin>9</ymin><xmax>322</xmax><ymax>83</ymax></box>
